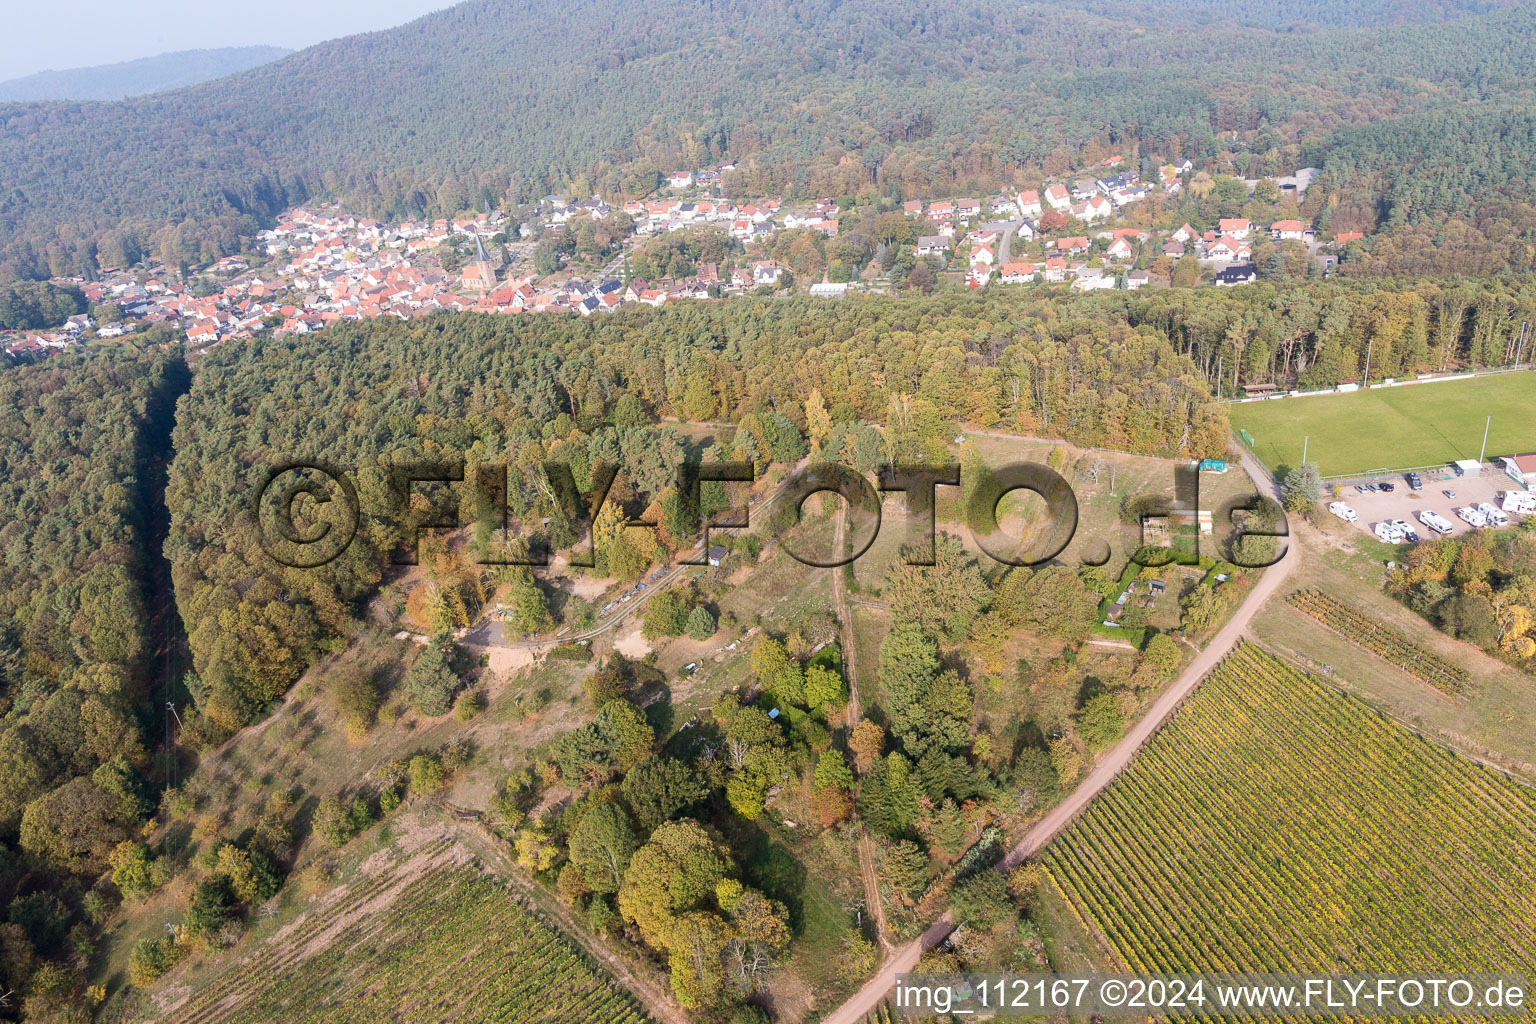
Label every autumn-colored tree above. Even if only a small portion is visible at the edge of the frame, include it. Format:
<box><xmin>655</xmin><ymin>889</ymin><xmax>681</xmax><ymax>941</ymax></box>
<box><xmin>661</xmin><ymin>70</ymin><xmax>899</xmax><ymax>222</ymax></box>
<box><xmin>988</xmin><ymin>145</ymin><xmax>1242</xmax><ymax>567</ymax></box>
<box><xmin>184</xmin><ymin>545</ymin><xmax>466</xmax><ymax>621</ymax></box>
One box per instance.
<box><xmin>848</xmin><ymin>720</ymin><xmax>885</xmax><ymax>774</ymax></box>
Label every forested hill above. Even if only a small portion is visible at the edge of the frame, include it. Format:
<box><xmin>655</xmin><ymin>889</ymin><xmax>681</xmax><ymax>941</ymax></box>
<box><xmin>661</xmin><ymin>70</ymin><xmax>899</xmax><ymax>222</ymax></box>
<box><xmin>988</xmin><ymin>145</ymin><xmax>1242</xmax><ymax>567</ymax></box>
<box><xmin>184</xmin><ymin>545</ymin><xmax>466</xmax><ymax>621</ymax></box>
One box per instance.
<box><xmin>6</xmin><ymin>0</ymin><xmax>1536</xmax><ymax>280</ymax></box>
<box><xmin>0</xmin><ymin>46</ymin><xmax>292</xmax><ymax>103</ymax></box>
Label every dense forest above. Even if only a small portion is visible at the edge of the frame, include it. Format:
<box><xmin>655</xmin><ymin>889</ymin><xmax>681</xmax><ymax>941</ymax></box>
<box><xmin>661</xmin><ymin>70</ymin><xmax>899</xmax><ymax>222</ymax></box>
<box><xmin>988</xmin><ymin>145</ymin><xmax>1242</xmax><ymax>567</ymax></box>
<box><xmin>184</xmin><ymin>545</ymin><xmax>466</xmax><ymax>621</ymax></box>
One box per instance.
<box><xmin>0</xmin><ymin>282</ymin><xmax>85</xmax><ymax>331</ymax></box>
<box><xmin>164</xmin><ymin>291</ymin><xmax>1228</xmax><ymax>739</ymax></box>
<box><xmin>0</xmin><ymin>349</ymin><xmax>182</xmax><ymax>1017</ymax></box>
<box><xmin>8</xmin><ymin>0</ymin><xmax>1536</xmax><ymax>280</ymax></box>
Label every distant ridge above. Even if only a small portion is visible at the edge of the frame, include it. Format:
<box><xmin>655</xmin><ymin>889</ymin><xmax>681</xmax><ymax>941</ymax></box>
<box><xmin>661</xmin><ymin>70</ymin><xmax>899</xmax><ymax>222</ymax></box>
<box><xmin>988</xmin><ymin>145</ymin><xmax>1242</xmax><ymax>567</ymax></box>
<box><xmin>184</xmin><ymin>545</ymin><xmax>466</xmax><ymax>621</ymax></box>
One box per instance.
<box><xmin>0</xmin><ymin>46</ymin><xmax>292</xmax><ymax>101</ymax></box>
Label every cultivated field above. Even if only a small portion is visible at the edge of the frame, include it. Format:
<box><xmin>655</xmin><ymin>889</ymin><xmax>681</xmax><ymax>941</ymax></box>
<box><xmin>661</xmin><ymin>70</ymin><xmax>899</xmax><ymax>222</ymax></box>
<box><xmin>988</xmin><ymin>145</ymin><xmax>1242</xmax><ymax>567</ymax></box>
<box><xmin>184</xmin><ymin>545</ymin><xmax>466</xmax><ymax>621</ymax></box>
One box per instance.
<box><xmin>1044</xmin><ymin>644</ymin><xmax>1536</xmax><ymax>986</ymax></box>
<box><xmin>153</xmin><ymin>841</ymin><xmax>649</xmax><ymax>1024</ymax></box>
<box><xmin>1230</xmin><ymin>373</ymin><xmax>1536</xmax><ymax>477</ymax></box>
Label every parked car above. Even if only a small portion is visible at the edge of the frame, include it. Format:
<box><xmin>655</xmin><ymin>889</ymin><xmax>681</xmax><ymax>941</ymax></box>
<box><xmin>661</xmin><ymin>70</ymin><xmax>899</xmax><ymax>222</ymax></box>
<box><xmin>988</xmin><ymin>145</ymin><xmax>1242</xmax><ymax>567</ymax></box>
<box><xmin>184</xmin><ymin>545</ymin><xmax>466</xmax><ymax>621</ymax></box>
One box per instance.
<box><xmin>1406</xmin><ymin>472</ymin><xmax>1423</xmax><ymax>490</ymax></box>
<box><xmin>1355</xmin><ymin>484</ymin><xmax>1369</xmax><ymax>494</ymax></box>
<box><xmin>1443</xmin><ymin>489</ymin><xmax>1456</xmax><ymax>498</ymax></box>
<box><xmin>1379</xmin><ymin>482</ymin><xmax>1395</xmax><ymax>492</ymax></box>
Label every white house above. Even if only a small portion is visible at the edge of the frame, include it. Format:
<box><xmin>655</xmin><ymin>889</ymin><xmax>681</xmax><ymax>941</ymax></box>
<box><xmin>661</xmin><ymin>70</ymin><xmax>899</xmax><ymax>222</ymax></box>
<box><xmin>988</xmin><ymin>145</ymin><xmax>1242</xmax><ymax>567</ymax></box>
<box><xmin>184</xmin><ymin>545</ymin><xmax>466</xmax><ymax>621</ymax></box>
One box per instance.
<box><xmin>1017</xmin><ymin>190</ymin><xmax>1042</xmax><ymax>217</ymax></box>
<box><xmin>1105</xmin><ymin>236</ymin><xmax>1135</xmax><ymax>261</ymax></box>
<box><xmin>1071</xmin><ymin>268</ymin><xmax>1115</xmax><ymax>291</ymax></box>
<box><xmin>1269</xmin><ymin>219</ymin><xmax>1309</xmax><ymax>241</ymax></box>
<box><xmin>914</xmin><ymin>235</ymin><xmax>948</xmax><ymax>257</ymax></box>
<box><xmin>1044</xmin><ymin>184</ymin><xmax>1072</xmax><ymax>211</ymax></box>
<box><xmin>669</xmin><ymin>171</ymin><xmax>695</xmax><ymax>188</ymax></box>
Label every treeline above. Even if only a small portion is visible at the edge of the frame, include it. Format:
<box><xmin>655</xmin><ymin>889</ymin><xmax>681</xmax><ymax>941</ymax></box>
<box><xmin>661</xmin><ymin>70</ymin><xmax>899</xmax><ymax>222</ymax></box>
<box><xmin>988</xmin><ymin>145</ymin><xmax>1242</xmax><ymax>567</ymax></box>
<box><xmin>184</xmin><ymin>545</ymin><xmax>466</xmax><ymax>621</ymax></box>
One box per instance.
<box><xmin>9</xmin><ymin>0</ymin><xmax>1536</xmax><ymax>279</ymax></box>
<box><xmin>0</xmin><ymin>348</ymin><xmax>181</xmax><ymax>1018</ymax></box>
<box><xmin>0</xmin><ymin>281</ymin><xmax>85</xmax><ymax>330</ymax></box>
<box><xmin>1126</xmin><ymin>276</ymin><xmax>1536</xmax><ymax>390</ymax></box>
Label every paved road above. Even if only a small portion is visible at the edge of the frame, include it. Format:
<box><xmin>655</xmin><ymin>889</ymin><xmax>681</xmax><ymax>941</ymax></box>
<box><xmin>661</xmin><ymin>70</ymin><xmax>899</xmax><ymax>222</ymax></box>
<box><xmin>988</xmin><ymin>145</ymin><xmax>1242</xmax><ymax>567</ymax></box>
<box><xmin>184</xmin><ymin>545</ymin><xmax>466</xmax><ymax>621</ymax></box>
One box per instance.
<box><xmin>991</xmin><ymin>219</ymin><xmax>1022</xmax><ymax>266</ymax></box>
<box><xmin>819</xmin><ymin>446</ymin><xmax>1292</xmax><ymax>1024</ymax></box>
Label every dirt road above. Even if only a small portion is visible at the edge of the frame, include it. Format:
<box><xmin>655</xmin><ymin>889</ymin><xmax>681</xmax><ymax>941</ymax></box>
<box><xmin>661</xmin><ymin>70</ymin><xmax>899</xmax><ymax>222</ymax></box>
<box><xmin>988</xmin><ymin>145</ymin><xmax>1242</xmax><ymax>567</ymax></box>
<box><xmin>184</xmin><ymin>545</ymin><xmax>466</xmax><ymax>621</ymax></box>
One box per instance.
<box><xmin>819</xmin><ymin>448</ymin><xmax>1293</xmax><ymax>1024</ymax></box>
<box><xmin>832</xmin><ymin>506</ymin><xmax>893</xmax><ymax>951</ymax></box>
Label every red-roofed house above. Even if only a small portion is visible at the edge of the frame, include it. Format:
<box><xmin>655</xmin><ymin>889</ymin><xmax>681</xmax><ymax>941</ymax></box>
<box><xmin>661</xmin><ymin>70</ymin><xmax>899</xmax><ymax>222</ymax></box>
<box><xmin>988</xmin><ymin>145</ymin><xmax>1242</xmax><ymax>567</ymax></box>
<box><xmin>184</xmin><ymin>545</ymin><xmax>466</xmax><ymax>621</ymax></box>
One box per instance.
<box><xmin>1105</xmin><ymin>236</ymin><xmax>1135</xmax><ymax>261</ymax></box>
<box><xmin>1269</xmin><ymin>220</ymin><xmax>1308</xmax><ymax>241</ymax></box>
<box><xmin>1218</xmin><ymin>218</ymin><xmax>1251</xmax><ymax>239</ymax></box>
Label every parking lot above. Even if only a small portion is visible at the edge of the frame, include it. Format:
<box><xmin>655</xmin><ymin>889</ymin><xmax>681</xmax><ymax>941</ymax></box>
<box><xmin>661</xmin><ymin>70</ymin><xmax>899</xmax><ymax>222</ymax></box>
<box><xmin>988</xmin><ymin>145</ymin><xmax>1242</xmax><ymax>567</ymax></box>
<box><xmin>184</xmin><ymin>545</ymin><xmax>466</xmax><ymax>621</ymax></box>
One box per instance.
<box><xmin>1325</xmin><ymin>470</ymin><xmax>1526</xmax><ymax>542</ymax></box>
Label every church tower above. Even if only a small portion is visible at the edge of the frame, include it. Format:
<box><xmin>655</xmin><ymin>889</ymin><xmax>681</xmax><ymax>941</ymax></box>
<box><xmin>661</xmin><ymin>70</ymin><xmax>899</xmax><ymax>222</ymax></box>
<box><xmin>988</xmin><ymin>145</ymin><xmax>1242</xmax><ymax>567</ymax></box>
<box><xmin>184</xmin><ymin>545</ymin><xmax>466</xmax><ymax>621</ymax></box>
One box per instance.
<box><xmin>460</xmin><ymin>231</ymin><xmax>496</xmax><ymax>293</ymax></box>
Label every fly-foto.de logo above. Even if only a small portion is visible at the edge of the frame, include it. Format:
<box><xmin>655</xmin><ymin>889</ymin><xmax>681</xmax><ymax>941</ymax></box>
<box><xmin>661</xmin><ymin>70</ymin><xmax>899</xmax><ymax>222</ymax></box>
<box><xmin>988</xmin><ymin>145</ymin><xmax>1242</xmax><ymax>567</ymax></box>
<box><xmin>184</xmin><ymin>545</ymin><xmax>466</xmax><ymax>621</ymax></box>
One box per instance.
<box><xmin>252</xmin><ymin>458</ymin><xmax>1287</xmax><ymax>571</ymax></box>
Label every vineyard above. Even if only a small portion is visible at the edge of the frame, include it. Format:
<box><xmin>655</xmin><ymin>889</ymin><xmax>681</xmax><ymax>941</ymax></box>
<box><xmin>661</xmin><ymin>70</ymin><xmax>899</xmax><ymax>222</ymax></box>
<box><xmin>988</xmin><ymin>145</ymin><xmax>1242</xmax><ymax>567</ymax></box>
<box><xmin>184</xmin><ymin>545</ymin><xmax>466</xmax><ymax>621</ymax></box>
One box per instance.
<box><xmin>1287</xmin><ymin>587</ymin><xmax>1470</xmax><ymax>695</ymax></box>
<box><xmin>1045</xmin><ymin>644</ymin><xmax>1536</xmax><ymax>999</ymax></box>
<box><xmin>153</xmin><ymin>840</ymin><xmax>649</xmax><ymax>1024</ymax></box>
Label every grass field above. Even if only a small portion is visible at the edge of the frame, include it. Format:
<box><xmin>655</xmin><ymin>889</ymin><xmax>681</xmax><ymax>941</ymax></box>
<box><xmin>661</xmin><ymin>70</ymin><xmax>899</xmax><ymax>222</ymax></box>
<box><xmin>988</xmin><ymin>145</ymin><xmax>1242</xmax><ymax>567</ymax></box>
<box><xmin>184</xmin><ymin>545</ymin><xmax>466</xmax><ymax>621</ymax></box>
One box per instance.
<box><xmin>1044</xmin><ymin>643</ymin><xmax>1536</xmax><ymax>984</ymax></box>
<box><xmin>1229</xmin><ymin>372</ymin><xmax>1536</xmax><ymax>477</ymax></box>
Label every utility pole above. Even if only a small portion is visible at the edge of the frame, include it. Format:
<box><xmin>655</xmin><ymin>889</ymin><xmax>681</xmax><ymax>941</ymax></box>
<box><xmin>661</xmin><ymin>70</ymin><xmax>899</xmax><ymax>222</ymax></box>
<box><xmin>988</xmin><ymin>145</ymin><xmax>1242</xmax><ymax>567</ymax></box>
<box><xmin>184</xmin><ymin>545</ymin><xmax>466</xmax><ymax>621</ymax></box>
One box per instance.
<box><xmin>1302</xmin><ymin>435</ymin><xmax>1309</xmax><ymax>465</ymax></box>
<box><xmin>1479</xmin><ymin>415</ymin><xmax>1491</xmax><ymax>465</ymax></box>
<box><xmin>1362</xmin><ymin>336</ymin><xmax>1374</xmax><ymax>388</ymax></box>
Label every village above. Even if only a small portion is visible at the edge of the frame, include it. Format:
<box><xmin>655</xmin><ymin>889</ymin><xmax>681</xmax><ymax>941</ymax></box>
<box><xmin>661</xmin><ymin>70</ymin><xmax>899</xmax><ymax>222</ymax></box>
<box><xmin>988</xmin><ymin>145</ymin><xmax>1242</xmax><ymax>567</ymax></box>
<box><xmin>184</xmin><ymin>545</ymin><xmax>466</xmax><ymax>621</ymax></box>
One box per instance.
<box><xmin>2</xmin><ymin>155</ymin><xmax>1348</xmax><ymax>359</ymax></box>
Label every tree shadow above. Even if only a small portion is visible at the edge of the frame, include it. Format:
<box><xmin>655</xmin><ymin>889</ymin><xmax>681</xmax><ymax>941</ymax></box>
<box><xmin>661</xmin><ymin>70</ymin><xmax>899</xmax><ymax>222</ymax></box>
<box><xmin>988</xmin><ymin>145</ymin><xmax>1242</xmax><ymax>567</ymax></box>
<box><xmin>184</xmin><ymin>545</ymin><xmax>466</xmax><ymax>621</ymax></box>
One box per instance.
<box><xmin>730</xmin><ymin>823</ymin><xmax>809</xmax><ymax>933</ymax></box>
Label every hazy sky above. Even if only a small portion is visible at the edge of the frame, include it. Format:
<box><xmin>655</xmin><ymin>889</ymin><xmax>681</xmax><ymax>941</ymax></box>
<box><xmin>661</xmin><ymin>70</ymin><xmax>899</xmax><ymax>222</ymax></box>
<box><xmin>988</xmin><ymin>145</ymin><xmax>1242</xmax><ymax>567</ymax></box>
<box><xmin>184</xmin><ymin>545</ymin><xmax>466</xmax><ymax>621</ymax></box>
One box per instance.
<box><xmin>5</xmin><ymin>0</ymin><xmax>454</xmax><ymax>79</ymax></box>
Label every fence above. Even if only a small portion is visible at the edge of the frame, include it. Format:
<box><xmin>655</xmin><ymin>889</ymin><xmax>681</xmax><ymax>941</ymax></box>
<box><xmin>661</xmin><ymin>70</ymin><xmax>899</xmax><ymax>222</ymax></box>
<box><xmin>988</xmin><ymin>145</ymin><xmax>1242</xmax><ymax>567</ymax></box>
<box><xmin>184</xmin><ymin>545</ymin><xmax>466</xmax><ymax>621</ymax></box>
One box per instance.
<box><xmin>1220</xmin><ymin>363</ymin><xmax>1533</xmax><ymax>405</ymax></box>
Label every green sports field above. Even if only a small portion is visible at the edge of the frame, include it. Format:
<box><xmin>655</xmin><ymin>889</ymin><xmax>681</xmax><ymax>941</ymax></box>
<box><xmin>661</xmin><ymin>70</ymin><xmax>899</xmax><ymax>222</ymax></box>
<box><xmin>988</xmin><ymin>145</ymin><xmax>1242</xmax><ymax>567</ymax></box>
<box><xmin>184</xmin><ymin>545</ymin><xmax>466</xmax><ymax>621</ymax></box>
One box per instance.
<box><xmin>1229</xmin><ymin>372</ymin><xmax>1536</xmax><ymax>477</ymax></box>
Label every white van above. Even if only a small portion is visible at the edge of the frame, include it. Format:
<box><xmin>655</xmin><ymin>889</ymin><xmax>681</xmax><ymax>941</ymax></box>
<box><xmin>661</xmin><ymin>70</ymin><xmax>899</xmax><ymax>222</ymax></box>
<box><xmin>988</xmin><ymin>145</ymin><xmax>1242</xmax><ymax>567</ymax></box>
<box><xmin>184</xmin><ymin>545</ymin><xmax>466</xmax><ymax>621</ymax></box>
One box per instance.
<box><xmin>1478</xmin><ymin>502</ymin><xmax>1509</xmax><ymax>526</ymax></box>
<box><xmin>1417</xmin><ymin>510</ymin><xmax>1454</xmax><ymax>535</ymax></box>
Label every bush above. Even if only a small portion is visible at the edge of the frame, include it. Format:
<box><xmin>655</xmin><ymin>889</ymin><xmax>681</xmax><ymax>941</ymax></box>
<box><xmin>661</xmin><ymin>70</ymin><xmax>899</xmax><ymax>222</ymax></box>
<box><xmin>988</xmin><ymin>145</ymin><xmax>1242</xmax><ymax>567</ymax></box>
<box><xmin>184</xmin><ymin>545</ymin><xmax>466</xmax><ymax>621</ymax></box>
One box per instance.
<box><xmin>128</xmin><ymin>936</ymin><xmax>179</xmax><ymax>987</ymax></box>
<box><xmin>453</xmin><ymin>690</ymin><xmax>484</xmax><ymax>721</ymax></box>
<box><xmin>314</xmin><ymin>794</ymin><xmax>376</xmax><ymax>847</ymax></box>
<box><xmin>951</xmin><ymin>871</ymin><xmax>1012</xmax><ymax>929</ymax></box>
<box><xmin>642</xmin><ymin>591</ymin><xmax>689</xmax><ymax>640</ymax></box>
<box><xmin>182</xmin><ymin>877</ymin><xmax>235</xmax><ymax>940</ymax></box>
<box><xmin>1077</xmin><ymin>691</ymin><xmax>1125</xmax><ymax>752</ymax></box>
<box><xmin>409</xmin><ymin>755</ymin><xmax>447</xmax><ymax>794</ymax></box>
<box><xmin>684</xmin><ymin>605</ymin><xmax>717</xmax><ymax>640</ymax></box>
